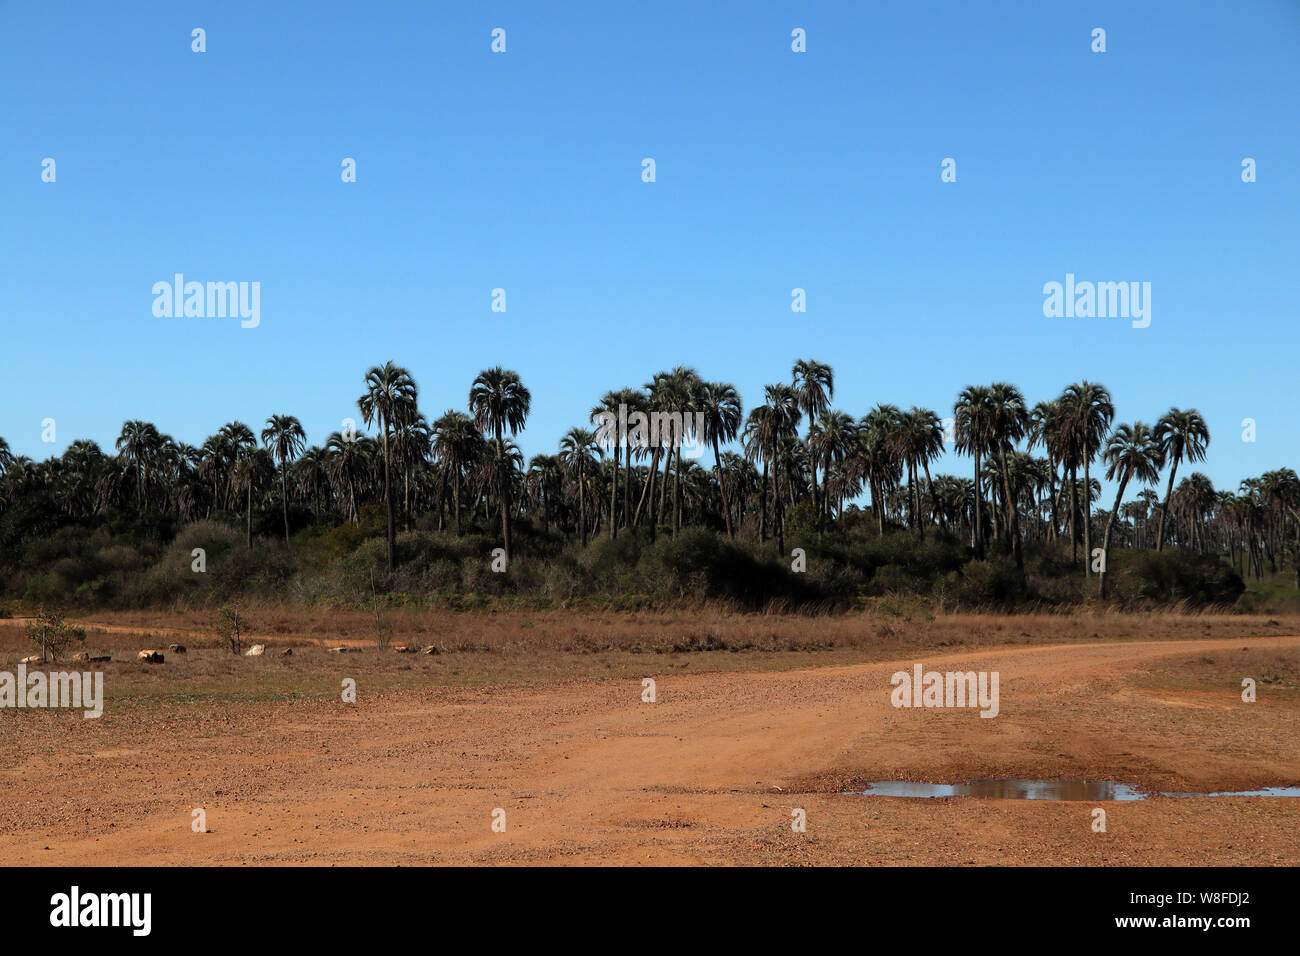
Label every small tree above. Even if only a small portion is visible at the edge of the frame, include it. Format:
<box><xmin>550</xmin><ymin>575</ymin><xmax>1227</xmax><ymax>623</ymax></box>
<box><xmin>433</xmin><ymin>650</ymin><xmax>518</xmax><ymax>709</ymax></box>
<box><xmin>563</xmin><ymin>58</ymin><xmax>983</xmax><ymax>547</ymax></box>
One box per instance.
<box><xmin>26</xmin><ymin>610</ymin><xmax>85</xmax><ymax>663</ymax></box>
<box><xmin>215</xmin><ymin>605</ymin><xmax>246</xmax><ymax>655</ymax></box>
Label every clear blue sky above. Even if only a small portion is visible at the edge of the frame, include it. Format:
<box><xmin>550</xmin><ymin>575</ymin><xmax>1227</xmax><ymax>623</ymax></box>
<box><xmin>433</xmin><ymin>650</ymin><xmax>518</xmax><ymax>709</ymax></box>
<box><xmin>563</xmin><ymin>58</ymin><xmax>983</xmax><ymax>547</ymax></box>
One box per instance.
<box><xmin>3</xmin><ymin>0</ymin><xmax>1298</xmax><ymax>502</ymax></box>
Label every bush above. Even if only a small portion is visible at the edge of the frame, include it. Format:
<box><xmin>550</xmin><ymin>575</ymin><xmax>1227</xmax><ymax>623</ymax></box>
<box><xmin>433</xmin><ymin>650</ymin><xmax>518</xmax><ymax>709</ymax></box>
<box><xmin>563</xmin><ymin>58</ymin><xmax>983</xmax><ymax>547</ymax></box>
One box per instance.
<box><xmin>1105</xmin><ymin>549</ymin><xmax>1244</xmax><ymax>607</ymax></box>
<box><xmin>26</xmin><ymin>610</ymin><xmax>86</xmax><ymax>662</ymax></box>
<box><xmin>950</xmin><ymin>558</ymin><xmax>1026</xmax><ymax>608</ymax></box>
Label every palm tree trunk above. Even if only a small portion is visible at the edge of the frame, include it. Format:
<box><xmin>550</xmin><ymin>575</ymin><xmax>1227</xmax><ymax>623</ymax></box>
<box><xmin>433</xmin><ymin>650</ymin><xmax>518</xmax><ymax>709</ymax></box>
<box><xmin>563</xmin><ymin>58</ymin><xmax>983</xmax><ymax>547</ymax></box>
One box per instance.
<box><xmin>808</xmin><ymin>437</ymin><xmax>819</xmax><ymax>530</ymax></box>
<box><xmin>1069</xmin><ymin>465</ymin><xmax>1079</xmax><ymax>564</ymax></box>
<box><xmin>1099</xmin><ymin>470</ymin><xmax>1131</xmax><ymax>598</ymax></box>
<box><xmin>673</xmin><ymin>446</ymin><xmax>682</xmax><ymax>534</ymax></box>
<box><xmin>622</xmin><ymin>454</ymin><xmax>632</xmax><ymax>533</ymax></box>
<box><xmin>578</xmin><ymin>465</ymin><xmax>587</xmax><ymax>547</ymax></box>
<box><xmin>713</xmin><ymin>437</ymin><xmax>734</xmax><ymax>539</ymax></box>
<box><xmin>1155</xmin><ymin>459</ymin><xmax>1179</xmax><ymax>551</ymax></box>
<box><xmin>1083</xmin><ymin>457</ymin><xmax>1093</xmax><ymax>576</ymax></box>
<box><xmin>999</xmin><ymin>444</ymin><xmax>1025</xmax><ymax>577</ymax></box>
<box><xmin>610</xmin><ymin>445</ymin><xmax>619</xmax><ymax>540</ymax></box>
<box><xmin>382</xmin><ymin>416</ymin><xmax>394</xmax><ymax>572</ymax></box>
<box><xmin>634</xmin><ymin>449</ymin><xmax>660</xmax><ymax>539</ymax></box>
<box><xmin>453</xmin><ymin>467</ymin><xmax>462</xmax><ymax>536</ymax></box>
<box><xmin>436</xmin><ymin>466</ymin><xmax>448</xmax><ymax>532</ymax></box>
<box><xmin>497</xmin><ymin>424</ymin><xmax>512</xmax><ymax>561</ymax></box>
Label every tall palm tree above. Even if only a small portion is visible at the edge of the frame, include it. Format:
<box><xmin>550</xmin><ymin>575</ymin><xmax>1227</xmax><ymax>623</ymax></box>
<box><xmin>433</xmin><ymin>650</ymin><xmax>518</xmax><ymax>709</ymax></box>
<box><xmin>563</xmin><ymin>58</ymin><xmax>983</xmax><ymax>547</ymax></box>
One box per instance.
<box><xmin>325</xmin><ymin>431</ymin><xmax>371</xmax><ymax>523</ymax></box>
<box><xmin>526</xmin><ymin>453</ymin><xmax>563</xmax><ymax>533</ymax></box>
<box><xmin>1153</xmin><ymin>408</ymin><xmax>1210</xmax><ymax>552</ymax></box>
<box><xmin>358</xmin><ymin>361</ymin><xmax>417</xmax><ymax>571</ymax></box>
<box><xmin>1027</xmin><ymin>398</ymin><xmax>1066</xmax><ymax>546</ymax></box>
<box><xmin>809</xmin><ymin>411</ymin><xmax>857</xmax><ymax>524</ymax></box>
<box><xmin>558</xmin><ymin>427</ymin><xmax>600</xmax><ymax>546</ymax></box>
<box><xmin>897</xmin><ymin>407</ymin><xmax>945</xmax><ymax>538</ymax></box>
<box><xmin>391</xmin><ymin>410</ymin><xmax>430</xmax><ymax>532</ymax></box>
<box><xmin>742</xmin><ymin>404</ymin><xmax>776</xmax><ymax>542</ymax></box>
<box><xmin>261</xmin><ymin>414</ymin><xmax>306</xmax><ymax>541</ymax></box>
<box><xmin>430</xmin><ymin>410</ymin><xmax>483</xmax><ymax>535</ymax></box>
<box><xmin>295</xmin><ymin>445</ymin><xmax>329</xmax><ymax>517</ymax></box>
<box><xmin>987</xmin><ymin>383</ymin><xmax>1030</xmax><ymax>577</ymax></box>
<box><xmin>230</xmin><ymin>446</ymin><xmax>274</xmax><ymax>548</ymax></box>
<box><xmin>469</xmin><ymin>367</ymin><xmax>531</xmax><ymax>561</ymax></box>
<box><xmin>115</xmin><ymin>420</ymin><xmax>161</xmax><ymax>511</ymax></box>
<box><xmin>590</xmin><ymin>388</ymin><xmax>643</xmax><ymax>540</ymax></box>
<box><xmin>857</xmin><ymin>405</ymin><xmax>902</xmax><ymax>535</ymax></box>
<box><xmin>762</xmin><ymin>384</ymin><xmax>801</xmax><ymax>553</ymax></box>
<box><xmin>1059</xmin><ymin>382</ymin><xmax>1114</xmax><ymax>575</ymax></box>
<box><xmin>664</xmin><ymin>366</ymin><xmax>702</xmax><ymax>534</ymax></box>
<box><xmin>792</xmin><ymin>359</ymin><xmax>833</xmax><ymax>524</ymax></box>
<box><xmin>1098</xmin><ymin>422</ymin><xmax>1163</xmax><ymax>596</ymax></box>
<box><xmin>954</xmin><ymin>386</ymin><xmax>997</xmax><ymax>555</ymax></box>
<box><xmin>698</xmin><ymin>381</ymin><xmax>742</xmax><ymax>538</ymax></box>
<box><xmin>217</xmin><ymin>422</ymin><xmax>257</xmax><ymax>510</ymax></box>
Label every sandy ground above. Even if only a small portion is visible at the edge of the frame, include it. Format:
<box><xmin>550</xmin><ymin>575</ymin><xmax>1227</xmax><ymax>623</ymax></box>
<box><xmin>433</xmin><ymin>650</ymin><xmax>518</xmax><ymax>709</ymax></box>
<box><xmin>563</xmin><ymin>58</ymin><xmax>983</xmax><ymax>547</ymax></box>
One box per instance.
<box><xmin>1</xmin><ymin>630</ymin><xmax>1297</xmax><ymax>866</ymax></box>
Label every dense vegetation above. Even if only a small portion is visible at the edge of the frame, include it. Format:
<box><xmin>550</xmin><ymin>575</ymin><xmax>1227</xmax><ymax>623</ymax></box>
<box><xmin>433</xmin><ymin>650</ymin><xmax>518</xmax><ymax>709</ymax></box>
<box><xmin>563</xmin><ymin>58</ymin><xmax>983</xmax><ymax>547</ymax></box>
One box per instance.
<box><xmin>2</xmin><ymin>360</ymin><xmax>1293</xmax><ymax>613</ymax></box>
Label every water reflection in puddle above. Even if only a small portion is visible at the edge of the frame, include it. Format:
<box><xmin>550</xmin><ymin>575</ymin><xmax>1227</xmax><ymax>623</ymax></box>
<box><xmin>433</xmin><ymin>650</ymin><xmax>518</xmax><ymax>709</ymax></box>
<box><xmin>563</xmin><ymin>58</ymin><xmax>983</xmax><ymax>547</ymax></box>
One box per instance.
<box><xmin>852</xmin><ymin>780</ymin><xmax>1300</xmax><ymax>801</ymax></box>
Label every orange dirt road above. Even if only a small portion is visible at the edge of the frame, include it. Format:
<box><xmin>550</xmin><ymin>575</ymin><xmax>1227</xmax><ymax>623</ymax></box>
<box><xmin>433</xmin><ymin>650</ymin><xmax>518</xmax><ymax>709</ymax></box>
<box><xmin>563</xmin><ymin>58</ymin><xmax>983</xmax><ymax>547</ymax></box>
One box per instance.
<box><xmin>2</xmin><ymin>635</ymin><xmax>1298</xmax><ymax>865</ymax></box>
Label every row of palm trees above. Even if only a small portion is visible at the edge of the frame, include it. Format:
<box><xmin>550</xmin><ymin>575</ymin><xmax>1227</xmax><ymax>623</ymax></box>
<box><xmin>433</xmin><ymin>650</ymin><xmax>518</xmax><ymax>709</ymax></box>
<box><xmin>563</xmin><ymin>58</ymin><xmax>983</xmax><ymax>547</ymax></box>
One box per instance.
<box><xmin>2</xmin><ymin>362</ymin><xmax>1297</xmax><ymax>591</ymax></box>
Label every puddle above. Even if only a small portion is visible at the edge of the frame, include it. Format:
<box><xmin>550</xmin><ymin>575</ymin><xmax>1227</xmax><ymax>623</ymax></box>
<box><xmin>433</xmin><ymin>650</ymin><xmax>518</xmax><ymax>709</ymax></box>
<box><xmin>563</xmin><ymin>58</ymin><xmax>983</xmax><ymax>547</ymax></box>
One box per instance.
<box><xmin>852</xmin><ymin>779</ymin><xmax>1300</xmax><ymax>801</ymax></box>
<box><xmin>1160</xmin><ymin>787</ymin><xmax>1300</xmax><ymax>798</ymax></box>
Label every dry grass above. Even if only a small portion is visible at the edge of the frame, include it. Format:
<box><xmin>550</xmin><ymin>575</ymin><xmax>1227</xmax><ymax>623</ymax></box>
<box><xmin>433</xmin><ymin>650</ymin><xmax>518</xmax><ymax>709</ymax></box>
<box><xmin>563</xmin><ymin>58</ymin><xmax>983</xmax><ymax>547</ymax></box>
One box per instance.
<box><xmin>1</xmin><ymin>606</ymin><xmax>1297</xmax><ymax>716</ymax></box>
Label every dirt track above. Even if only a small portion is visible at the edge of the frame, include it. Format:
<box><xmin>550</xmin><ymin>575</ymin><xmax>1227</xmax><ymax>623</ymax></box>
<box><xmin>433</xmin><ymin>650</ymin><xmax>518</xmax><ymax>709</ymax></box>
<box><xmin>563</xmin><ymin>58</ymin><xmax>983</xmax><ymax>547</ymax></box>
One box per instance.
<box><xmin>2</xmin><ymin>635</ymin><xmax>1298</xmax><ymax>865</ymax></box>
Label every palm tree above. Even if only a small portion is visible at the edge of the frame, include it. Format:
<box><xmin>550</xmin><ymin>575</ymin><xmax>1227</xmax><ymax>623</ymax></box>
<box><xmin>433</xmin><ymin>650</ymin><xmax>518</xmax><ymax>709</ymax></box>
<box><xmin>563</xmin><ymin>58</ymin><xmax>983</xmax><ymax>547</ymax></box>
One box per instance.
<box><xmin>988</xmin><ymin>383</ymin><xmax>1030</xmax><ymax>577</ymax></box>
<box><xmin>897</xmin><ymin>407</ymin><xmax>945</xmax><ymax>538</ymax></box>
<box><xmin>325</xmin><ymin>431</ymin><xmax>371</xmax><ymax>523</ymax></box>
<box><xmin>391</xmin><ymin>410</ymin><xmax>430</xmax><ymax>532</ymax></box>
<box><xmin>558</xmin><ymin>427</ymin><xmax>600</xmax><ymax>546</ymax></box>
<box><xmin>469</xmin><ymin>367</ymin><xmax>531</xmax><ymax>561</ymax></box>
<box><xmin>115</xmin><ymin>420</ymin><xmax>161</xmax><ymax>511</ymax></box>
<box><xmin>590</xmin><ymin>388</ymin><xmax>643</xmax><ymax>540</ymax></box>
<box><xmin>1059</xmin><ymin>382</ymin><xmax>1114</xmax><ymax>575</ymax></box>
<box><xmin>760</xmin><ymin>384</ymin><xmax>801</xmax><ymax>553</ymax></box>
<box><xmin>809</xmin><ymin>411</ymin><xmax>857</xmax><ymax>524</ymax></box>
<box><xmin>217</xmin><ymin>422</ymin><xmax>257</xmax><ymax>510</ymax></box>
<box><xmin>230</xmin><ymin>446</ymin><xmax>274</xmax><ymax>548</ymax></box>
<box><xmin>954</xmin><ymin>387</ymin><xmax>997</xmax><ymax>555</ymax></box>
<box><xmin>1153</xmin><ymin>408</ymin><xmax>1210</xmax><ymax>551</ymax></box>
<box><xmin>698</xmin><ymin>382</ymin><xmax>742</xmax><ymax>538</ymax></box>
<box><xmin>742</xmin><ymin>404</ymin><xmax>776</xmax><ymax>542</ymax></box>
<box><xmin>295</xmin><ymin>445</ymin><xmax>329</xmax><ymax>517</ymax></box>
<box><xmin>1027</xmin><ymin>398</ymin><xmax>1066</xmax><ymax>546</ymax></box>
<box><xmin>857</xmin><ymin>405</ymin><xmax>903</xmax><ymax>535</ymax></box>
<box><xmin>358</xmin><ymin>361</ymin><xmax>417</xmax><ymax>571</ymax></box>
<box><xmin>526</xmin><ymin>454</ymin><xmax>563</xmax><ymax>533</ymax></box>
<box><xmin>261</xmin><ymin>414</ymin><xmax>306</xmax><ymax>541</ymax></box>
<box><xmin>1099</xmin><ymin>422</ymin><xmax>1163</xmax><ymax>596</ymax></box>
<box><xmin>664</xmin><ymin>366</ymin><xmax>702</xmax><ymax>534</ymax></box>
<box><xmin>792</xmin><ymin>359</ymin><xmax>833</xmax><ymax>524</ymax></box>
<box><xmin>430</xmin><ymin>410</ymin><xmax>482</xmax><ymax>535</ymax></box>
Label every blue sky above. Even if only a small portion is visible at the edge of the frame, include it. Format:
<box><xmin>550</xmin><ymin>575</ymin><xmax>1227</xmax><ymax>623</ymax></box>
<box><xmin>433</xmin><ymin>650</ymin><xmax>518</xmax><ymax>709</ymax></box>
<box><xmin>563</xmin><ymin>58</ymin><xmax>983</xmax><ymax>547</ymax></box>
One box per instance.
<box><xmin>3</xmin><ymin>0</ymin><xmax>1298</xmax><ymax>501</ymax></box>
